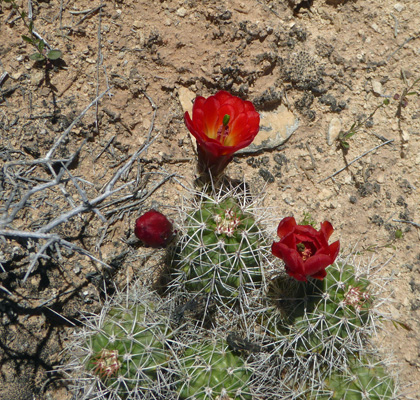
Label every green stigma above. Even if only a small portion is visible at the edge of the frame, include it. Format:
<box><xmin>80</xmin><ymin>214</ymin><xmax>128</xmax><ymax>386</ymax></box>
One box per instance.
<box><xmin>297</xmin><ymin>243</ymin><xmax>305</xmax><ymax>252</ymax></box>
<box><xmin>223</xmin><ymin>114</ymin><xmax>230</xmax><ymax>126</ymax></box>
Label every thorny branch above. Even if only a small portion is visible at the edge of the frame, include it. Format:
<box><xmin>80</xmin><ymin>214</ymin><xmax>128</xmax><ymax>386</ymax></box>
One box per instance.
<box><xmin>0</xmin><ymin>90</ymin><xmax>173</xmax><ymax>282</ymax></box>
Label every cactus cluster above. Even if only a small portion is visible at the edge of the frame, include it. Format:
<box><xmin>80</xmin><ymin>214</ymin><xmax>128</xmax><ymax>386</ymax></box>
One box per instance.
<box><xmin>59</xmin><ymin>88</ymin><xmax>400</xmax><ymax>400</ymax></box>
<box><xmin>62</xmin><ymin>186</ymin><xmax>398</xmax><ymax>400</ymax></box>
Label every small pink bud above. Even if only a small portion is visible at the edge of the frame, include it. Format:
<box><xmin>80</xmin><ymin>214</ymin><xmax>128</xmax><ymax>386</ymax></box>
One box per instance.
<box><xmin>134</xmin><ymin>210</ymin><xmax>173</xmax><ymax>248</ymax></box>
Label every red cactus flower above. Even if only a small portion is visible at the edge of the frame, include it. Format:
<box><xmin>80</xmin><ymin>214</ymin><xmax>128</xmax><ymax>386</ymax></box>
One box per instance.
<box><xmin>134</xmin><ymin>210</ymin><xmax>173</xmax><ymax>248</ymax></box>
<box><xmin>271</xmin><ymin>217</ymin><xmax>340</xmax><ymax>282</ymax></box>
<box><xmin>184</xmin><ymin>90</ymin><xmax>260</xmax><ymax>178</ymax></box>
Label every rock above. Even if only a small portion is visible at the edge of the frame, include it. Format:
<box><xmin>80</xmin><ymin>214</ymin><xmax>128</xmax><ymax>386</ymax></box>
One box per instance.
<box><xmin>236</xmin><ymin>105</ymin><xmax>299</xmax><ymax>154</ymax></box>
<box><xmin>259</xmin><ymin>168</ymin><xmax>275</xmax><ymax>183</ymax></box>
<box><xmin>372</xmin><ymin>80</ymin><xmax>382</xmax><ymax>96</ymax></box>
<box><xmin>370</xmin><ymin>23</ymin><xmax>380</xmax><ymax>33</ymax></box>
<box><xmin>178</xmin><ymin>87</ymin><xmax>196</xmax><ymax>116</ymax></box>
<box><xmin>176</xmin><ymin>7</ymin><xmax>187</xmax><ymax>17</ymax></box>
<box><xmin>327</xmin><ymin>117</ymin><xmax>342</xmax><ymax>145</ymax></box>
<box><xmin>394</xmin><ymin>3</ymin><xmax>404</xmax><ymax>12</ymax></box>
<box><xmin>30</xmin><ymin>71</ymin><xmax>44</xmax><ymax>86</ymax></box>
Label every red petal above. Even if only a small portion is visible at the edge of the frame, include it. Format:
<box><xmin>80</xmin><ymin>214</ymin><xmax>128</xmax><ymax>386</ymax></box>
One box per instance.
<box><xmin>202</xmin><ymin>97</ymin><xmax>220</xmax><ymax>139</ymax></box>
<box><xmin>328</xmin><ymin>240</ymin><xmax>340</xmax><ymax>262</ymax></box>
<box><xmin>303</xmin><ymin>254</ymin><xmax>333</xmax><ymax>277</ymax></box>
<box><xmin>311</xmin><ymin>268</ymin><xmax>327</xmax><ymax>280</ymax></box>
<box><xmin>192</xmin><ymin>97</ymin><xmax>206</xmax><ymax>121</ymax></box>
<box><xmin>184</xmin><ymin>111</ymin><xmax>204</xmax><ymax>144</ymax></box>
<box><xmin>218</xmin><ymin>104</ymin><xmax>237</xmax><ymax>126</ymax></box>
<box><xmin>214</xmin><ymin>90</ymin><xmax>233</xmax><ymax>104</ymax></box>
<box><xmin>276</xmin><ymin>217</ymin><xmax>297</xmax><ymax>238</ymax></box>
<box><xmin>272</xmin><ymin>241</ymin><xmax>305</xmax><ymax>276</ymax></box>
<box><xmin>320</xmin><ymin>220</ymin><xmax>334</xmax><ymax>240</ymax></box>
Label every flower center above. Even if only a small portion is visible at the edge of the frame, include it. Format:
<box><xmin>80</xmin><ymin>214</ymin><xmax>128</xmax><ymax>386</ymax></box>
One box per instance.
<box><xmin>216</xmin><ymin>114</ymin><xmax>231</xmax><ymax>145</ymax></box>
<box><xmin>296</xmin><ymin>243</ymin><xmax>312</xmax><ymax>261</ymax></box>
<box><xmin>92</xmin><ymin>349</ymin><xmax>121</xmax><ymax>379</ymax></box>
<box><xmin>214</xmin><ymin>207</ymin><xmax>240</xmax><ymax>237</ymax></box>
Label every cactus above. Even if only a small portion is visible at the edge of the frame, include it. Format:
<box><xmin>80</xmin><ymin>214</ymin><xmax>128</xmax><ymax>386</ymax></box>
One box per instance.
<box><xmin>175</xmin><ymin>337</ymin><xmax>253</xmax><ymax>400</ymax></box>
<box><xmin>315</xmin><ymin>355</ymin><xmax>396</xmax><ymax>400</ymax></box>
<box><xmin>62</xmin><ymin>289</ymin><xmax>173</xmax><ymax>400</ymax></box>
<box><xmin>262</xmin><ymin>262</ymin><xmax>374</xmax><ymax>361</ymax></box>
<box><xmin>170</xmin><ymin>184</ymin><xmax>272</xmax><ymax>306</ymax></box>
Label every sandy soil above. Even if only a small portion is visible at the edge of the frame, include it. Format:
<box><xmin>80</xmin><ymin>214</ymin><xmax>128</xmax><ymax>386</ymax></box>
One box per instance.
<box><xmin>1</xmin><ymin>0</ymin><xmax>420</xmax><ymax>399</ymax></box>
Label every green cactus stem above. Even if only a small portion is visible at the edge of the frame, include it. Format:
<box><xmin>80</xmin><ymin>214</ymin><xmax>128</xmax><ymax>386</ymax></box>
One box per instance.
<box><xmin>176</xmin><ymin>338</ymin><xmax>253</xmax><ymax>400</ymax></box>
<box><xmin>171</xmin><ymin>194</ymin><xmax>268</xmax><ymax>304</ymax></box>
<box><xmin>316</xmin><ymin>355</ymin><xmax>396</xmax><ymax>400</ymax></box>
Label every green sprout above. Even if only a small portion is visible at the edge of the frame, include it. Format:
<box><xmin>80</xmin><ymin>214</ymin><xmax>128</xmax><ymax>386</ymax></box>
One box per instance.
<box><xmin>299</xmin><ymin>211</ymin><xmax>316</xmax><ymax>228</ymax></box>
<box><xmin>337</xmin><ymin>100</ymin><xmax>388</xmax><ymax>154</ymax></box>
<box><xmin>2</xmin><ymin>0</ymin><xmax>62</xmax><ymax>62</ymax></box>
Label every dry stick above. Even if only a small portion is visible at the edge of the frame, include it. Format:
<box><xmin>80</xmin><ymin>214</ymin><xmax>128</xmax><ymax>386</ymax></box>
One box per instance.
<box><xmin>36</xmin><ymin>182</ymin><xmax>133</xmax><ymax>234</ymax></box>
<box><xmin>60</xmin><ymin>162</ymin><xmax>107</xmax><ymax>223</ymax></box>
<box><xmin>94</xmin><ymin>135</ymin><xmax>115</xmax><ymax>161</ymax></box>
<box><xmin>43</xmin><ymin>140</ymin><xmax>89</xmax><ymax>211</ymax></box>
<box><xmin>25</xmin><ymin>238</ymin><xmax>56</xmax><ymax>281</ymax></box>
<box><xmin>27</xmin><ymin>0</ymin><xmax>32</xmax><ymax>20</ymax></box>
<box><xmin>103</xmin><ymin>106</ymin><xmax>158</xmax><ymax>192</ymax></box>
<box><xmin>73</xmin><ymin>4</ymin><xmax>105</xmax><ymax>27</ymax></box>
<box><xmin>0</xmin><ymin>168</ymin><xmax>66</xmax><ymax>226</ymax></box>
<box><xmin>318</xmin><ymin>140</ymin><xmax>394</xmax><ymax>183</ymax></box>
<box><xmin>386</xmin><ymin>36</ymin><xmax>415</xmax><ymax>63</ymax></box>
<box><xmin>392</xmin><ymin>219</ymin><xmax>420</xmax><ymax>229</ymax></box>
<box><xmin>0</xmin><ymin>229</ymin><xmax>112</xmax><ymax>275</ymax></box>
<box><xmin>45</xmin><ymin>88</ymin><xmax>111</xmax><ymax>160</ymax></box>
<box><xmin>94</xmin><ymin>2</ymin><xmax>103</xmax><ymax>134</ymax></box>
<box><xmin>59</xmin><ymin>0</ymin><xmax>64</xmax><ymax>36</ymax></box>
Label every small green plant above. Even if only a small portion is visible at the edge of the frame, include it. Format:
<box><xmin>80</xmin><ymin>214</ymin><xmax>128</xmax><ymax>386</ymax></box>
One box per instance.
<box><xmin>394</xmin><ymin>229</ymin><xmax>403</xmax><ymax>239</ymax></box>
<box><xmin>299</xmin><ymin>211</ymin><xmax>317</xmax><ymax>227</ymax></box>
<box><xmin>2</xmin><ymin>0</ymin><xmax>62</xmax><ymax>62</ymax></box>
<box><xmin>337</xmin><ymin>101</ymin><xmax>388</xmax><ymax>153</ymax></box>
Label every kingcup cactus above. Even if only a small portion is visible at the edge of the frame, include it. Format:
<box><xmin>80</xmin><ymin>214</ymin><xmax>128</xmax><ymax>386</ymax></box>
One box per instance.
<box><xmin>63</xmin><ymin>289</ymin><xmax>173</xmax><ymax>399</ymax></box>
<box><xmin>170</xmin><ymin>185</ymin><xmax>272</xmax><ymax>306</ymax></box>
<box><xmin>176</xmin><ymin>337</ymin><xmax>253</xmax><ymax>400</ymax></box>
<box><xmin>315</xmin><ymin>355</ymin><xmax>396</xmax><ymax>400</ymax></box>
<box><xmin>263</xmin><ymin>262</ymin><xmax>374</xmax><ymax>361</ymax></box>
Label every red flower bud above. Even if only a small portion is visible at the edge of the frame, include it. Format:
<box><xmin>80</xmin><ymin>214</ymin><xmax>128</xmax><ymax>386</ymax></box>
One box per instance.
<box><xmin>134</xmin><ymin>210</ymin><xmax>173</xmax><ymax>248</ymax></box>
<box><xmin>184</xmin><ymin>90</ymin><xmax>260</xmax><ymax>178</ymax></box>
<box><xmin>271</xmin><ymin>217</ymin><xmax>340</xmax><ymax>282</ymax></box>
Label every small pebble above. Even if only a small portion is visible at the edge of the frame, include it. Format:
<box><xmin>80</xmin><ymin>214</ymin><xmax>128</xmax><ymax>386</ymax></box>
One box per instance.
<box><xmin>372</xmin><ymin>80</ymin><xmax>382</xmax><ymax>96</ymax></box>
<box><xmin>394</xmin><ymin>3</ymin><xmax>404</xmax><ymax>12</ymax></box>
<box><xmin>327</xmin><ymin>117</ymin><xmax>342</xmax><ymax>146</ymax></box>
<box><xmin>176</xmin><ymin>7</ymin><xmax>187</xmax><ymax>17</ymax></box>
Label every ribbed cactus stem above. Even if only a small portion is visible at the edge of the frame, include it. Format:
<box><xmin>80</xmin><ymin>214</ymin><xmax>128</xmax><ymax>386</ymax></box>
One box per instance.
<box><xmin>170</xmin><ymin>185</ymin><xmax>273</xmax><ymax>309</ymax></box>
<box><xmin>176</xmin><ymin>338</ymin><xmax>253</xmax><ymax>400</ymax></box>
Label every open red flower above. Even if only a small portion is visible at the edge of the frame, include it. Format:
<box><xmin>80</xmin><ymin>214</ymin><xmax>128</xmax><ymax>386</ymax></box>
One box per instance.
<box><xmin>134</xmin><ymin>210</ymin><xmax>173</xmax><ymax>248</ymax></box>
<box><xmin>184</xmin><ymin>90</ymin><xmax>260</xmax><ymax>178</ymax></box>
<box><xmin>271</xmin><ymin>217</ymin><xmax>340</xmax><ymax>282</ymax></box>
